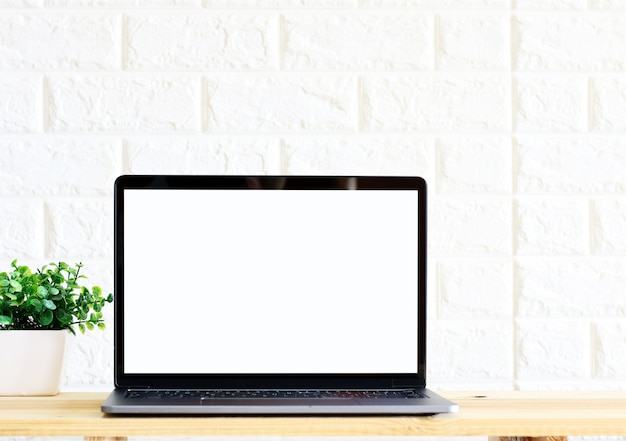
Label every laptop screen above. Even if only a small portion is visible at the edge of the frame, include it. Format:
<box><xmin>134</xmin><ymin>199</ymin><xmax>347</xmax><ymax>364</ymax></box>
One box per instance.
<box><xmin>115</xmin><ymin>176</ymin><xmax>425</xmax><ymax>383</ymax></box>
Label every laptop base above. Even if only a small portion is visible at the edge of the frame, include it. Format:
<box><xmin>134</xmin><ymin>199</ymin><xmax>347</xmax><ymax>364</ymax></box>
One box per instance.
<box><xmin>102</xmin><ymin>387</ymin><xmax>458</xmax><ymax>415</ymax></box>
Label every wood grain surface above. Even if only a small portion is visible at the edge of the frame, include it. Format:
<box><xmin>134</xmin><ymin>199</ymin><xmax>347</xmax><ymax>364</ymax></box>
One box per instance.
<box><xmin>1</xmin><ymin>391</ymin><xmax>625</xmax><ymax>437</ymax></box>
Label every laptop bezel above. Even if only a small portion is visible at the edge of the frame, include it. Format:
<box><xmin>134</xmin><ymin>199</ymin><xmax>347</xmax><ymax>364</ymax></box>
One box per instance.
<box><xmin>113</xmin><ymin>175</ymin><xmax>427</xmax><ymax>391</ymax></box>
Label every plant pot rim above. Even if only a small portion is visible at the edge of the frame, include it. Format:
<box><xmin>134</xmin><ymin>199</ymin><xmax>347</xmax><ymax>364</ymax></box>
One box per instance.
<box><xmin>0</xmin><ymin>328</ymin><xmax>70</xmax><ymax>332</ymax></box>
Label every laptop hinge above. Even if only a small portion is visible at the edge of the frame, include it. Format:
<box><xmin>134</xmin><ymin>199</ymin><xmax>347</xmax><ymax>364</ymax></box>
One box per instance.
<box><xmin>392</xmin><ymin>380</ymin><xmax>421</xmax><ymax>389</ymax></box>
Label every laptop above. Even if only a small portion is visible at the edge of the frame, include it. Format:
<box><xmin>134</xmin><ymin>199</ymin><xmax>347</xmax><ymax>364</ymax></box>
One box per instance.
<box><xmin>102</xmin><ymin>175</ymin><xmax>458</xmax><ymax>415</ymax></box>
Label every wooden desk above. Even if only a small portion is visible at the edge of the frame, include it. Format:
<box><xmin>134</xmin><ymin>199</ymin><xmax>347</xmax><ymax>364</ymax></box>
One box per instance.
<box><xmin>0</xmin><ymin>391</ymin><xmax>625</xmax><ymax>439</ymax></box>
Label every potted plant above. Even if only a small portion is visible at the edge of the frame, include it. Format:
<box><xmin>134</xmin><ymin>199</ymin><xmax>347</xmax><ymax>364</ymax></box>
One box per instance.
<box><xmin>0</xmin><ymin>260</ymin><xmax>113</xmax><ymax>396</ymax></box>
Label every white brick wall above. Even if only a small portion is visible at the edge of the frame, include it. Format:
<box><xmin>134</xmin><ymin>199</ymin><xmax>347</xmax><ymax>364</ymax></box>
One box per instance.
<box><xmin>1</xmin><ymin>3</ymin><xmax>625</xmax><ymax>437</ymax></box>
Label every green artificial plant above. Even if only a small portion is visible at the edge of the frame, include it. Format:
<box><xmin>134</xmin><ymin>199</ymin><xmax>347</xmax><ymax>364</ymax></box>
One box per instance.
<box><xmin>0</xmin><ymin>260</ymin><xmax>113</xmax><ymax>334</ymax></box>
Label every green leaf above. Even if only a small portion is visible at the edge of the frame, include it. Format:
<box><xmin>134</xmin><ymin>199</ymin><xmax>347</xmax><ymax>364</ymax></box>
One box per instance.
<box><xmin>55</xmin><ymin>308</ymin><xmax>72</xmax><ymax>324</ymax></box>
<box><xmin>40</xmin><ymin>309</ymin><xmax>54</xmax><ymax>326</ymax></box>
<box><xmin>18</xmin><ymin>266</ymin><xmax>30</xmax><ymax>275</ymax></box>
<box><xmin>97</xmin><ymin>322</ymin><xmax>106</xmax><ymax>330</ymax></box>
<box><xmin>30</xmin><ymin>298</ymin><xmax>43</xmax><ymax>312</ymax></box>
<box><xmin>42</xmin><ymin>299</ymin><xmax>56</xmax><ymax>310</ymax></box>
<box><xmin>0</xmin><ymin>260</ymin><xmax>110</xmax><ymax>332</ymax></box>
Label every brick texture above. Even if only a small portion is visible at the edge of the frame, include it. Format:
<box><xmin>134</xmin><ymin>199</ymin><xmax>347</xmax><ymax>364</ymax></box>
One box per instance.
<box><xmin>0</xmin><ymin>138</ymin><xmax>120</xmax><ymax>195</ymax></box>
<box><xmin>513</xmin><ymin>13</ymin><xmax>626</xmax><ymax>70</ymax></box>
<box><xmin>126</xmin><ymin>137</ymin><xmax>281</xmax><ymax>174</ymax></box>
<box><xmin>437</xmin><ymin>13</ymin><xmax>509</xmax><ymax>69</ymax></box>
<box><xmin>283</xmin><ymin>13</ymin><xmax>433</xmax><ymax>70</ymax></box>
<box><xmin>0</xmin><ymin>3</ymin><xmax>625</xmax><ymax>408</ymax></box>
<box><xmin>204</xmin><ymin>76</ymin><xmax>356</xmax><ymax>132</ymax></box>
<box><xmin>0</xmin><ymin>76</ymin><xmax>40</xmax><ymax>133</ymax></box>
<box><xmin>0</xmin><ymin>14</ymin><xmax>120</xmax><ymax>70</ymax></box>
<box><xmin>126</xmin><ymin>14</ymin><xmax>277</xmax><ymax>70</ymax></box>
<box><xmin>47</xmin><ymin>76</ymin><xmax>201</xmax><ymax>132</ymax></box>
<box><xmin>362</xmin><ymin>75</ymin><xmax>510</xmax><ymax>131</ymax></box>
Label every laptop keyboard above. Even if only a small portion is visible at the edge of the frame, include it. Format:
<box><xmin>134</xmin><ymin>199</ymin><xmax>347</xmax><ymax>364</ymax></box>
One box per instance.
<box><xmin>126</xmin><ymin>389</ymin><xmax>423</xmax><ymax>400</ymax></box>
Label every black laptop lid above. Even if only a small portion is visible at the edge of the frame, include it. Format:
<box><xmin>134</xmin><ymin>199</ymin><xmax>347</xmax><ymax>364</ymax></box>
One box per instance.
<box><xmin>114</xmin><ymin>176</ymin><xmax>427</xmax><ymax>390</ymax></box>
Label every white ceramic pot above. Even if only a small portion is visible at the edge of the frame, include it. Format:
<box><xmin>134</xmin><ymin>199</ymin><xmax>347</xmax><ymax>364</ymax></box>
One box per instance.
<box><xmin>0</xmin><ymin>329</ymin><xmax>67</xmax><ymax>396</ymax></box>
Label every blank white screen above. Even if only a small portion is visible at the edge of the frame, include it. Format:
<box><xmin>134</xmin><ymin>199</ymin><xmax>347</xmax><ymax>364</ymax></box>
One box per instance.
<box><xmin>123</xmin><ymin>189</ymin><xmax>418</xmax><ymax>374</ymax></box>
